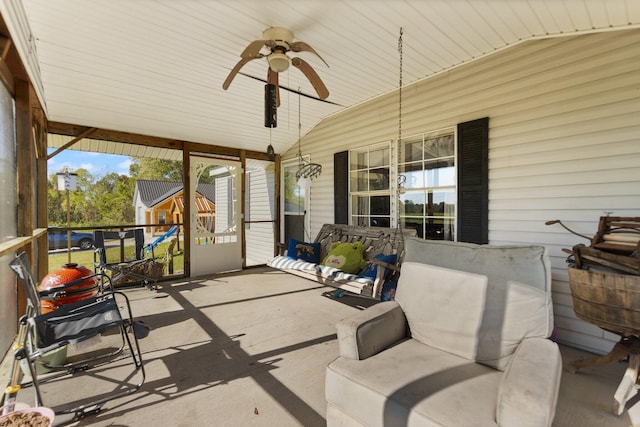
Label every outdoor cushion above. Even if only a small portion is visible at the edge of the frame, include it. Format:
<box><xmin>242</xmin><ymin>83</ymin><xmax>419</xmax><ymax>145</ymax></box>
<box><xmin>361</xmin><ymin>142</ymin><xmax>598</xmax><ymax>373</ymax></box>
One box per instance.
<box><xmin>268</xmin><ymin>255</ymin><xmax>317</xmax><ymax>271</ymax></box>
<box><xmin>286</xmin><ymin>238</ymin><xmax>321</xmax><ymax>263</ymax></box>
<box><xmin>316</xmin><ymin>265</ymin><xmax>373</xmax><ymax>286</ymax></box>
<box><xmin>326</xmin><ymin>339</ymin><xmax>502</xmax><ymax>427</ymax></box>
<box><xmin>359</xmin><ymin>253</ymin><xmax>398</xmax><ymax>280</ymax></box>
<box><xmin>401</xmin><ymin>238</ymin><xmax>553</xmax><ymax>370</ymax></box>
<box><xmin>395</xmin><ymin>262</ymin><xmax>488</xmax><ymax>361</ymax></box>
<box><xmin>395</xmin><ymin>261</ymin><xmax>551</xmax><ymax>370</ymax></box>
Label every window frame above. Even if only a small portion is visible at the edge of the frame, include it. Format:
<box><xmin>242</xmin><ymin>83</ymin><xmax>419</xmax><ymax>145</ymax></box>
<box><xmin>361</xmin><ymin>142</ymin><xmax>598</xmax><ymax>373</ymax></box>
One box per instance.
<box><xmin>398</xmin><ymin>127</ymin><xmax>457</xmax><ymax>240</ymax></box>
<box><xmin>348</xmin><ymin>141</ymin><xmax>393</xmax><ymax>228</ymax></box>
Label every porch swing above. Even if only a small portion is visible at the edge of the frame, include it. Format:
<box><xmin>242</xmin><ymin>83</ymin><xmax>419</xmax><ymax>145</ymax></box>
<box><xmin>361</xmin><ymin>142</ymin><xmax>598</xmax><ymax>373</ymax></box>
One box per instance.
<box><xmin>267</xmin><ymin>29</ymin><xmax>416</xmax><ymax>300</ymax></box>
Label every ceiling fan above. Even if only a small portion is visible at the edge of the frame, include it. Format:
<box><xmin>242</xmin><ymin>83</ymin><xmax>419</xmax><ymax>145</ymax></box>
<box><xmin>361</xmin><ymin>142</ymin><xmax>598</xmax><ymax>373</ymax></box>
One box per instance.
<box><xmin>222</xmin><ymin>27</ymin><xmax>329</xmax><ymax>105</ymax></box>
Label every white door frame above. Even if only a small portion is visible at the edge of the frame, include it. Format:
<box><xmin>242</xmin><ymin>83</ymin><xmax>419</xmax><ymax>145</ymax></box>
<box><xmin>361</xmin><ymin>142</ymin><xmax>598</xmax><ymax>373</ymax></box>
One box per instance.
<box><xmin>281</xmin><ymin>158</ymin><xmax>311</xmax><ymax>243</ymax></box>
<box><xmin>190</xmin><ymin>155</ymin><xmax>242</xmax><ymax>276</ymax></box>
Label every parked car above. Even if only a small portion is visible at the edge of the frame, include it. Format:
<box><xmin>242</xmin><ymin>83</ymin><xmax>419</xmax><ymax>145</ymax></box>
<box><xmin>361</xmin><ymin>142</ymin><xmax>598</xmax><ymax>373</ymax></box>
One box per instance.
<box><xmin>48</xmin><ymin>230</ymin><xmax>94</xmax><ymax>250</ymax></box>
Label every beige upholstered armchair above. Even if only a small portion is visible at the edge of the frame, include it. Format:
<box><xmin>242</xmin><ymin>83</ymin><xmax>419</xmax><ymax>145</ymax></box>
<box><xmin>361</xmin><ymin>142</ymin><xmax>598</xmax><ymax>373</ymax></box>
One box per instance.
<box><xmin>326</xmin><ymin>238</ymin><xmax>562</xmax><ymax>426</ymax></box>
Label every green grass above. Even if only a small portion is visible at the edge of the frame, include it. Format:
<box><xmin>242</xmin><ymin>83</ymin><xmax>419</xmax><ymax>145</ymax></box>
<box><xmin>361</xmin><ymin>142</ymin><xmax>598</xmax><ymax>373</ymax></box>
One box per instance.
<box><xmin>48</xmin><ymin>240</ymin><xmax>184</xmax><ymax>276</ymax></box>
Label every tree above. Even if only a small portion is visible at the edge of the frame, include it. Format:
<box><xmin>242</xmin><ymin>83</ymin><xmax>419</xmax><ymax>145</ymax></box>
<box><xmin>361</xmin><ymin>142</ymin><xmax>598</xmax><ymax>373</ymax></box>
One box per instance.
<box><xmin>129</xmin><ymin>157</ymin><xmax>218</xmax><ymax>184</ymax></box>
<box><xmin>129</xmin><ymin>157</ymin><xmax>183</xmax><ymax>182</ymax></box>
<box><xmin>48</xmin><ymin>168</ymin><xmax>135</xmax><ymax>227</ymax></box>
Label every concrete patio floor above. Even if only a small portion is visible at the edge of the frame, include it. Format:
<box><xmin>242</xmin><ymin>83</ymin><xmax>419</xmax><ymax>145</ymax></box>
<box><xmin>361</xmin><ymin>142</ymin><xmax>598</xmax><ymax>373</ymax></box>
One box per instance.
<box><xmin>2</xmin><ymin>267</ymin><xmax>637</xmax><ymax>426</ymax></box>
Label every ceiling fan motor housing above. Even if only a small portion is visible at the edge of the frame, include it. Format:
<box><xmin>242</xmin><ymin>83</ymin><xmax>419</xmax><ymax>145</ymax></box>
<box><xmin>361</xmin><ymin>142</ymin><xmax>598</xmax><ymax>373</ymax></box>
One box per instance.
<box><xmin>264</xmin><ymin>27</ymin><xmax>294</xmax><ymax>72</ymax></box>
<box><xmin>263</xmin><ymin>27</ymin><xmax>294</xmax><ymax>45</ymax></box>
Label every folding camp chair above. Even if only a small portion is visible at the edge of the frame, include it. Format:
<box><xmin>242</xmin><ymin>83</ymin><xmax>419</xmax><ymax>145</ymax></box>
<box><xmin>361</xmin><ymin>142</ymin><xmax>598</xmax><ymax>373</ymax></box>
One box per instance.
<box><xmin>8</xmin><ymin>252</ymin><xmax>145</xmax><ymax>418</ymax></box>
<box><xmin>94</xmin><ymin>229</ymin><xmax>161</xmax><ymax>290</ymax></box>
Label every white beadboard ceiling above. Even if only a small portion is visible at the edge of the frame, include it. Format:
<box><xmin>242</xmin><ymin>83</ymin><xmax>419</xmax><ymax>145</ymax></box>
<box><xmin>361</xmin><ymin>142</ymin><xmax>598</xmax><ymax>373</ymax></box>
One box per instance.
<box><xmin>9</xmin><ymin>0</ymin><xmax>640</xmax><ymax>157</ymax></box>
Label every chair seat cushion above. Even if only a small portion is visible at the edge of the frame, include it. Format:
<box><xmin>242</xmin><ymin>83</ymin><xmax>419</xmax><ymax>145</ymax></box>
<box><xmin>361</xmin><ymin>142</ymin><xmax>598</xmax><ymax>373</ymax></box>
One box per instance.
<box><xmin>35</xmin><ymin>296</ymin><xmax>123</xmax><ymax>350</ymax></box>
<box><xmin>269</xmin><ymin>256</ymin><xmax>374</xmax><ymax>286</ymax></box>
<box><xmin>326</xmin><ymin>339</ymin><xmax>500</xmax><ymax>427</ymax></box>
<box><xmin>268</xmin><ymin>255</ymin><xmax>317</xmax><ymax>271</ymax></box>
<box><xmin>316</xmin><ymin>265</ymin><xmax>373</xmax><ymax>286</ymax></box>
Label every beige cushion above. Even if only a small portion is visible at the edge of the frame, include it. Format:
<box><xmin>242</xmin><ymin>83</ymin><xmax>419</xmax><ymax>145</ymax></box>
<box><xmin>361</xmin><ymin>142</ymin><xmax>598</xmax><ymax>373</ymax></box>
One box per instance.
<box><xmin>497</xmin><ymin>337</ymin><xmax>562</xmax><ymax>427</ymax></box>
<box><xmin>403</xmin><ymin>238</ymin><xmax>551</xmax><ymax>295</ymax></box>
<box><xmin>481</xmin><ymin>280</ymin><xmax>550</xmax><ymax>369</ymax></box>
<box><xmin>326</xmin><ymin>339</ymin><xmax>501</xmax><ymax>427</ymax></box>
<box><xmin>395</xmin><ymin>262</ymin><xmax>488</xmax><ymax>361</ymax></box>
<box><xmin>395</xmin><ymin>262</ymin><xmax>551</xmax><ymax>370</ymax></box>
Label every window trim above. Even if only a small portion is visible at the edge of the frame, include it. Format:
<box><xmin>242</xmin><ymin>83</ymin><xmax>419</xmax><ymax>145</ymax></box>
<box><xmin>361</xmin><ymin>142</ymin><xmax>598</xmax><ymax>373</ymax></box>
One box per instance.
<box><xmin>398</xmin><ymin>127</ymin><xmax>457</xmax><ymax>240</ymax></box>
<box><xmin>348</xmin><ymin>141</ymin><xmax>393</xmax><ymax>228</ymax></box>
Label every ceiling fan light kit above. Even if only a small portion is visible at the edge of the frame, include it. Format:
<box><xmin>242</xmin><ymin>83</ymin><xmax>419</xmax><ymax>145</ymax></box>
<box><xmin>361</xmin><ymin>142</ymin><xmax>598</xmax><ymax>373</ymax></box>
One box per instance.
<box><xmin>267</xmin><ymin>51</ymin><xmax>291</xmax><ymax>72</ymax></box>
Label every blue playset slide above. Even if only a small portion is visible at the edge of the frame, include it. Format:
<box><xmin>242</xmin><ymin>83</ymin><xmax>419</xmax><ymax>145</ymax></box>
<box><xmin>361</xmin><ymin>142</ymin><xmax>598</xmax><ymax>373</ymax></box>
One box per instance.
<box><xmin>145</xmin><ymin>225</ymin><xmax>179</xmax><ymax>255</ymax></box>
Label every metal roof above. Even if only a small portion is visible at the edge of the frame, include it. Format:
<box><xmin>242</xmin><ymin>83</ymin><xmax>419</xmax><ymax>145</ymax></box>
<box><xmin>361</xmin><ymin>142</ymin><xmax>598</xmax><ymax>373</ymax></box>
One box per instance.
<box><xmin>135</xmin><ymin>180</ymin><xmax>216</xmax><ymax>207</ymax></box>
<box><xmin>4</xmin><ymin>0</ymin><xmax>639</xmax><ymax>157</ymax></box>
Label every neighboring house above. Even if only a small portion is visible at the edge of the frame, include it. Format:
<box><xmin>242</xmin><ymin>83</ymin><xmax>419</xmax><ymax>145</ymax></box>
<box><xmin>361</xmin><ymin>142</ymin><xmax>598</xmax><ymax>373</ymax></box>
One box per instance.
<box><xmin>283</xmin><ymin>30</ymin><xmax>640</xmax><ymax>355</ymax></box>
<box><xmin>133</xmin><ymin>180</ymin><xmax>216</xmax><ymax>236</ymax></box>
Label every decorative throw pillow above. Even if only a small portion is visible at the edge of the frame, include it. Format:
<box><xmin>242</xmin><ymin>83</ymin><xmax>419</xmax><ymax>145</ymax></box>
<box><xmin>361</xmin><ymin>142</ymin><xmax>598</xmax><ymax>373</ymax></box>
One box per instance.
<box><xmin>359</xmin><ymin>253</ymin><xmax>398</xmax><ymax>280</ymax></box>
<box><xmin>287</xmin><ymin>238</ymin><xmax>321</xmax><ymax>264</ymax></box>
<box><xmin>321</xmin><ymin>241</ymin><xmax>367</xmax><ymax>274</ymax></box>
<box><xmin>380</xmin><ymin>280</ymin><xmax>398</xmax><ymax>301</ymax></box>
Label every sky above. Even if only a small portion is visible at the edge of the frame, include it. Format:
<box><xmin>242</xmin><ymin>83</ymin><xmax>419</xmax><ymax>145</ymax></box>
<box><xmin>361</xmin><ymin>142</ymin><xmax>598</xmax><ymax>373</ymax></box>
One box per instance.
<box><xmin>47</xmin><ymin>149</ymin><xmax>133</xmax><ymax>177</ymax></box>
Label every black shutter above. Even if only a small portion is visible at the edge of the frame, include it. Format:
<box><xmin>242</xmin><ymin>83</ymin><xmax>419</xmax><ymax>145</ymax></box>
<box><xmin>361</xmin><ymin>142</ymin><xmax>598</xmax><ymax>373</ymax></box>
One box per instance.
<box><xmin>334</xmin><ymin>151</ymin><xmax>349</xmax><ymax>224</ymax></box>
<box><xmin>457</xmin><ymin>117</ymin><xmax>489</xmax><ymax>244</ymax></box>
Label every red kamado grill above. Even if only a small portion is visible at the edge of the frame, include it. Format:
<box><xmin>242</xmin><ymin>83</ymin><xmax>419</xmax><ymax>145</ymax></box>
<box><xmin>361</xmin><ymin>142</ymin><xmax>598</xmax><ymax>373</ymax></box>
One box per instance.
<box><xmin>39</xmin><ymin>263</ymin><xmax>99</xmax><ymax>313</ymax></box>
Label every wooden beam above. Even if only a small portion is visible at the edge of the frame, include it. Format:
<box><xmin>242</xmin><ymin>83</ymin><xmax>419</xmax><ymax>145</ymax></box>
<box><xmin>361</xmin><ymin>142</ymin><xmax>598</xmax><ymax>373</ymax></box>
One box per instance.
<box><xmin>33</xmin><ymin>101</ymin><xmax>49</xmax><ymax>277</ymax></box>
<box><xmin>0</xmin><ymin>34</ymin><xmax>14</xmax><ymax>94</ymax></box>
<box><xmin>16</xmin><ymin>80</ymin><xmax>34</xmax><ymax>238</ymax></box>
<box><xmin>182</xmin><ymin>147</ymin><xmax>191</xmax><ymax>277</ymax></box>
<box><xmin>15</xmin><ymin>80</ymin><xmax>34</xmax><ymax>316</ymax></box>
<box><xmin>0</xmin><ymin>237</ymin><xmax>32</xmax><ymax>258</ymax></box>
<box><xmin>47</xmin><ymin>121</ymin><xmax>273</xmax><ymax>161</ymax></box>
<box><xmin>0</xmin><ymin>35</ymin><xmax>11</xmax><ymax>61</ymax></box>
<box><xmin>47</xmin><ymin>126</ymin><xmax>97</xmax><ymax>160</ymax></box>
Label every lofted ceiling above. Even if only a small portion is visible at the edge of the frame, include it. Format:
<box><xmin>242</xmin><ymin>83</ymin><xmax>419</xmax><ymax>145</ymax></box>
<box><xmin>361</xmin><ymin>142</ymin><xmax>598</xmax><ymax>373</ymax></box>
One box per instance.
<box><xmin>7</xmin><ymin>0</ymin><xmax>640</xmax><ymax>158</ymax></box>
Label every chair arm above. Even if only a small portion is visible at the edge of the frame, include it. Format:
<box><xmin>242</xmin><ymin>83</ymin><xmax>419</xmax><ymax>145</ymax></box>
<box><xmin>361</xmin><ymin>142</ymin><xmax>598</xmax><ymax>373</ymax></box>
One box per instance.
<box><xmin>497</xmin><ymin>337</ymin><xmax>562</xmax><ymax>427</ymax></box>
<box><xmin>336</xmin><ymin>301</ymin><xmax>407</xmax><ymax>360</ymax></box>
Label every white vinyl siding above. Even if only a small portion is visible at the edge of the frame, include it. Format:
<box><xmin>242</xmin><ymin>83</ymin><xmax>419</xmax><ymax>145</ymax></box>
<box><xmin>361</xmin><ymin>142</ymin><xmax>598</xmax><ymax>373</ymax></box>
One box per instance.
<box><xmin>245</xmin><ymin>163</ymin><xmax>276</xmax><ymax>266</ymax></box>
<box><xmin>215</xmin><ymin>176</ymin><xmax>231</xmax><ymax>234</ymax></box>
<box><xmin>282</xmin><ymin>29</ymin><xmax>640</xmax><ymax>354</ymax></box>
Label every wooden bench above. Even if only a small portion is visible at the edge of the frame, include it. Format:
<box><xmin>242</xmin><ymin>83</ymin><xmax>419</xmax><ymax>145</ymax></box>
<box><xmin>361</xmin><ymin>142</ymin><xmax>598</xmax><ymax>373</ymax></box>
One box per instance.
<box><xmin>268</xmin><ymin>224</ymin><xmax>417</xmax><ymax>298</ymax></box>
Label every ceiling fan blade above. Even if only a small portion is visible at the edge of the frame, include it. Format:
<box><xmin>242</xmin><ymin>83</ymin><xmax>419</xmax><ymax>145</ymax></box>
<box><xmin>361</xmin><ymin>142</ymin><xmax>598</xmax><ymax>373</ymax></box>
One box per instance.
<box><xmin>290</xmin><ymin>41</ymin><xmax>329</xmax><ymax>67</ymax></box>
<box><xmin>267</xmin><ymin>68</ymin><xmax>281</xmax><ymax>107</ymax></box>
<box><xmin>222</xmin><ymin>57</ymin><xmax>255</xmax><ymax>90</ymax></box>
<box><xmin>241</xmin><ymin>39</ymin><xmax>268</xmax><ymax>58</ymax></box>
<box><xmin>292</xmin><ymin>57</ymin><xmax>329</xmax><ymax>100</ymax></box>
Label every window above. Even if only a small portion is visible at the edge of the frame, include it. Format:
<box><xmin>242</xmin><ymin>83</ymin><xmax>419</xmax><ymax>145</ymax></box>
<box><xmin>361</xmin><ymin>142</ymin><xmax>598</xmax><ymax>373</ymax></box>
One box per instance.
<box><xmin>399</xmin><ymin>130</ymin><xmax>456</xmax><ymax>240</ymax></box>
<box><xmin>343</xmin><ymin>118</ymin><xmax>488</xmax><ymax>243</ymax></box>
<box><xmin>349</xmin><ymin>143</ymin><xmax>391</xmax><ymax>227</ymax></box>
